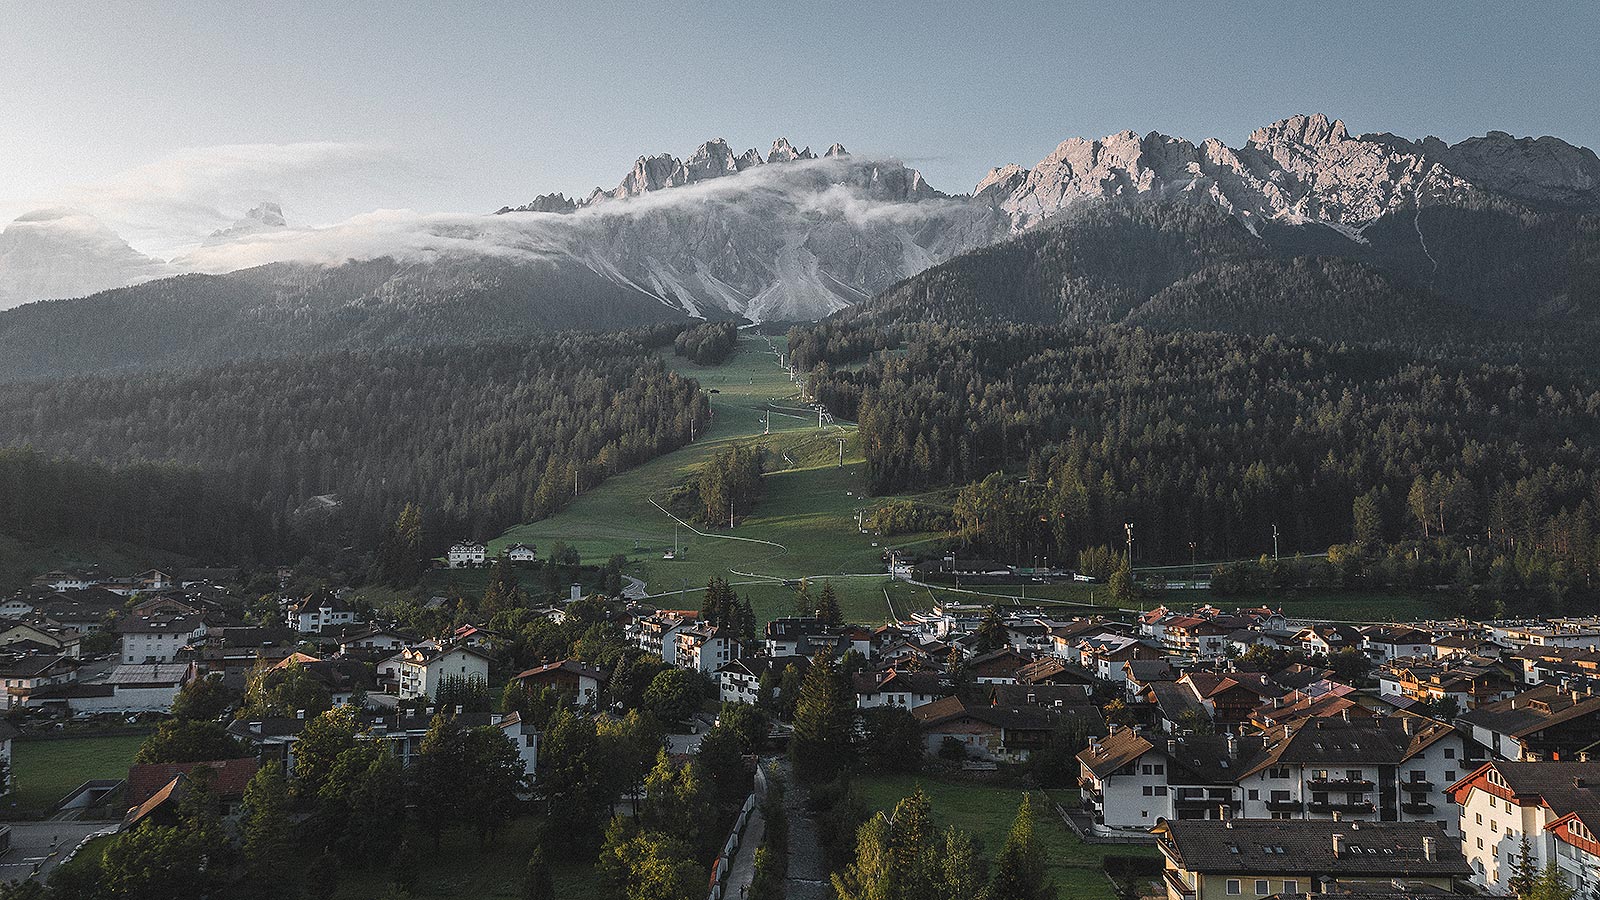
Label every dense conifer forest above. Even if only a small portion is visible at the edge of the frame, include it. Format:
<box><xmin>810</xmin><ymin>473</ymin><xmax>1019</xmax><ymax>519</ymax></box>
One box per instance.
<box><xmin>0</xmin><ymin>332</ymin><xmax>709</xmax><ymax>562</ymax></box>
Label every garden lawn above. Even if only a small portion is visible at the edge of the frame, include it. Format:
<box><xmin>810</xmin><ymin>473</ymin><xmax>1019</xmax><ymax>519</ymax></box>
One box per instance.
<box><xmin>850</xmin><ymin>773</ymin><xmax>1155</xmax><ymax>900</ymax></box>
<box><xmin>6</xmin><ymin>734</ymin><xmax>146</xmax><ymax>818</ymax></box>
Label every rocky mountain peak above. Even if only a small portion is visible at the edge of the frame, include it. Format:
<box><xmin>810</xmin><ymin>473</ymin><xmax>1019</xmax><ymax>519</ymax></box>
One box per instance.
<box><xmin>203</xmin><ymin>202</ymin><xmax>291</xmax><ymax>246</ymax></box>
<box><xmin>1249</xmin><ymin>113</ymin><xmax>1349</xmax><ymax>147</ymax></box>
<box><xmin>825</xmin><ymin>142</ymin><xmax>848</xmax><ymax>157</ymax></box>
<box><xmin>767</xmin><ymin>138</ymin><xmax>815</xmax><ymax>163</ymax></box>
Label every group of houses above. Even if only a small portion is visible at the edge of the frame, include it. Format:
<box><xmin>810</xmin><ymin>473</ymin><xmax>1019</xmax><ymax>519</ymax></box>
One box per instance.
<box><xmin>631</xmin><ymin>599</ymin><xmax>1600</xmax><ymax>900</ymax></box>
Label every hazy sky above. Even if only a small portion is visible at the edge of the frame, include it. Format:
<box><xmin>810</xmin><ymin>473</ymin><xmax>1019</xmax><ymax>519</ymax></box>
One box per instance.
<box><xmin>3</xmin><ymin>0</ymin><xmax>1596</xmax><ymax>254</ymax></box>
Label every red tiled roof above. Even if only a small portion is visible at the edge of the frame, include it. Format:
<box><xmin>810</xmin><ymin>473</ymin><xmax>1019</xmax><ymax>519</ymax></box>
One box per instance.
<box><xmin>126</xmin><ymin>757</ymin><xmax>259</xmax><ymax>807</ymax></box>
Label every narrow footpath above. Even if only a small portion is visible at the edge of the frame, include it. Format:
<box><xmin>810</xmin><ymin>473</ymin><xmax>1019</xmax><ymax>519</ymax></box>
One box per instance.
<box><xmin>721</xmin><ymin>804</ymin><xmax>766</xmax><ymax>900</ymax></box>
<box><xmin>776</xmin><ymin>760</ymin><xmax>831</xmax><ymax>900</ymax></box>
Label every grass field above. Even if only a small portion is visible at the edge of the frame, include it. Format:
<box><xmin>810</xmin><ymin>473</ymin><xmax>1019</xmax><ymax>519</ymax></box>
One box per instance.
<box><xmin>492</xmin><ymin>335</ymin><xmax>941</xmax><ymax>625</ymax></box>
<box><xmin>6</xmin><ymin>734</ymin><xmax>146</xmax><ymax>818</ymax></box>
<box><xmin>488</xmin><ymin>336</ymin><xmax>1448</xmax><ymax>628</ymax></box>
<box><xmin>851</xmin><ymin>773</ymin><xmax>1155</xmax><ymax>900</ymax></box>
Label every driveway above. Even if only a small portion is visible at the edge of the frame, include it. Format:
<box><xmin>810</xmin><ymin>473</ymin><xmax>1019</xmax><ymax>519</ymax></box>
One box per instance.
<box><xmin>0</xmin><ymin>820</ymin><xmax>119</xmax><ymax>882</ymax></box>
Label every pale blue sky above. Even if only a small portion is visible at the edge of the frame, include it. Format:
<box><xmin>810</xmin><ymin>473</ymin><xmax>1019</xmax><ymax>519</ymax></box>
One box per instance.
<box><xmin>2</xmin><ymin>0</ymin><xmax>1595</xmax><ymax>245</ymax></box>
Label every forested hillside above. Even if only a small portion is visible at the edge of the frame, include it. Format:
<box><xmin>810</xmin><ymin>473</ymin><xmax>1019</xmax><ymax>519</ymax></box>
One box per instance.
<box><xmin>0</xmin><ymin>256</ymin><xmax>690</xmax><ymax>380</ymax></box>
<box><xmin>0</xmin><ymin>333</ymin><xmax>710</xmax><ymax>562</ymax></box>
<box><xmin>795</xmin><ymin>323</ymin><xmax>1600</xmax><ymax>605</ymax></box>
<box><xmin>0</xmin><ymin>448</ymin><xmax>286</xmax><ymax>563</ymax></box>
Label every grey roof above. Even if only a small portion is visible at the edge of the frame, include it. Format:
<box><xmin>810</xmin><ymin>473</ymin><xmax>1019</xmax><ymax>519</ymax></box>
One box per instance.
<box><xmin>1158</xmin><ymin>819</ymin><xmax>1469</xmax><ymax>877</ymax></box>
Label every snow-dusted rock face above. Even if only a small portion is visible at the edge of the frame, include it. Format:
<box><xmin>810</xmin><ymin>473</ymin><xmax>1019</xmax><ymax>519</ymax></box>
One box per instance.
<box><xmin>203</xmin><ymin>202</ymin><xmax>289</xmax><ymax>246</ymax></box>
<box><xmin>986</xmin><ymin>114</ymin><xmax>1473</xmax><ymax>236</ymax></box>
<box><xmin>485</xmin><ymin>137</ymin><xmax>1001</xmax><ymax>322</ymax></box>
<box><xmin>0</xmin><ymin>209</ymin><xmax>171</xmax><ymax>310</ymax></box>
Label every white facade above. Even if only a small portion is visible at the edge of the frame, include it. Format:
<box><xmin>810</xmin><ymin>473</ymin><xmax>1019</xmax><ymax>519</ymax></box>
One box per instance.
<box><xmin>1453</xmin><ymin>763</ymin><xmax>1600</xmax><ymax>899</ymax></box>
<box><xmin>448</xmin><ymin>542</ymin><xmax>487</xmax><ymax>568</ymax></box>
<box><xmin>120</xmin><ymin>618</ymin><xmax>207</xmax><ymax>665</ymax></box>
<box><xmin>398</xmin><ymin>646</ymin><xmax>490</xmax><ymax>700</ymax></box>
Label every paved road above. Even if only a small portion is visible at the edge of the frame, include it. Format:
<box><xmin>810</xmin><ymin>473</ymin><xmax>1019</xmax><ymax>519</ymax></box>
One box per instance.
<box><xmin>0</xmin><ymin>820</ymin><xmax>118</xmax><ymax>882</ymax></box>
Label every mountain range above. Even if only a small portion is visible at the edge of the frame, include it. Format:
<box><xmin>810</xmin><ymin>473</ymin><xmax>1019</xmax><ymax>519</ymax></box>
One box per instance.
<box><xmin>1</xmin><ymin>114</ymin><xmax>1599</xmax><ymax>377</ymax></box>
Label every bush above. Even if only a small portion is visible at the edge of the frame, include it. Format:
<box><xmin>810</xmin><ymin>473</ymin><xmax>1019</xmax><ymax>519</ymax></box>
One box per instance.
<box><xmin>938</xmin><ymin>736</ymin><xmax>968</xmax><ymax>762</ymax></box>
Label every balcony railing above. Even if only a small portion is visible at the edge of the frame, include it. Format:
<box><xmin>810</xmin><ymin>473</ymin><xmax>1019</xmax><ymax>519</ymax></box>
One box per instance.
<box><xmin>1309</xmin><ymin>800</ymin><xmax>1375</xmax><ymax>814</ymax></box>
<box><xmin>1164</xmin><ymin>870</ymin><xmax>1196</xmax><ymax>898</ymax></box>
<box><xmin>1307</xmin><ymin>778</ymin><xmax>1375</xmax><ymax>790</ymax></box>
<box><xmin>1402</xmin><ymin>779</ymin><xmax>1435</xmax><ymax>791</ymax></box>
<box><xmin>1402</xmin><ymin>801</ymin><xmax>1436</xmax><ymax>814</ymax></box>
<box><xmin>1266</xmin><ymin>799</ymin><xmax>1303</xmax><ymax>812</ymax></box>
<box><xmin>1174</xmin><ymin>794</ymin><xmax>1237</xmax><ymax>809</ymax></box>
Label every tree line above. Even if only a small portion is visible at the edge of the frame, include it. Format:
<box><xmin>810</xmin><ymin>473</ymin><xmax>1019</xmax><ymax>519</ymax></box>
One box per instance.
<box><xmin>0</xmin><ymin>332</ymin><xmax>710</xmax><ymax>569</ymax></box>
<box><xmin>787</xmin><ymin>322</ymin><xmax>1600</xmax><ymax>607</ymax></box>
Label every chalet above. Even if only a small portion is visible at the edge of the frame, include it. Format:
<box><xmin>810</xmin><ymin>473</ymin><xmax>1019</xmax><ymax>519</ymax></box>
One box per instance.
<box><xmin>447</xmin><ymin>541</ymin><xmax>487</xmax><ymax>568</ymax></box>
<box><xmin>0</xmin><ymin>654</ymin><xmax>80</xmax><ymax>710</ymax></box>
<box><xmin>513</xmin><ymin>658</ymin><xmax>606</xmax><ymax>707</ymax></box>
<box><xmin>911</xmin><ymin>695</ymin><xmax>1056</xmax><ymax>762</ymax></box>
<box><xmin>968</xmin><ymin>647</ymin><xmax>1032</xmax><ymax>684</ymax></box>
<box><xmin>338</xmin><ymin>625</ymin><xmax>415</xmax><ymax>656</ymax></box>
<box><xmin>1361</xmin><ymin>626</ymin><xmax>1437</xmax><ymax>662</ymax></box>
<box><xmin>504</xmin><ymin>543</ymin><xmax>539</xmax><ymax>564</ymax></box>
<box><xmin>764</xmin><ymin>617</ymin><xmax>843</xmax><ymax>658</ymax></box>
<box><xmin>1077</xmin><ymin>635</ymin><xmax>1165</xmax><ymax>685</ymax></box>
<box><xmin>1512</xmin><ymin>646</ymin><xmax>1600</xmax><ymax>687</ymax></box>
<box><xmin>118</xmin><ymin>613</ymin><xmax>207</xmax><ymax>664</ymax></box>
<box><xmin>1154</xmin><ymin>819</ymin><xmax>1468</xmax><ymax>900</ymax></box>
<box><xmin>853</xmin><ymin>668</ymin><xmax>941</xmax><ymax>710</ymax></box>
<box><xmin>286</xmin><ymin>590</ymin><xmax>361</xmax><ymax>634</ymax></box>
<box><xmin>1179</xmin><ymin>672</ymin><xmax>1286</xmax><ymax>728</ymax></box>
<box><xmin>0</xmin><ymin>620</ymin><xmax>81</xmax><ymax>658</ymax></box>
<box><xmin>1459</xmin><ymin>683</ymin><xmax>1600</xmax><ymax>761</ymax></box>
<box><xmin>1078</xmin><ymin>727</ymin><xmax>1259</xmax><ymax>834</ymax></box>
<box><xmin>32</xmin><ymin>570</ymin><xmax>99</xmax><ymax>593</ymax></box>
<box><xmin>1296</xmin><ymin>625</ymin><xmax>1362</xmax><ymax>657</ymax></box>
<box><xmin>102</xmin><ymin>569</ymin><xmax>177</xmax><ymax>597</ymax></box>
<box><xmin>1236</xmin><ymin>714</ymin><xmax>1479</xmax><ymax>835</ymax></box>
<box><xmin>1015</xmin><ymin>656</ymin><xmax>1097</xmax><ymax>694</ymax></box>
<box><xmin>1447</xmin><ymin>760</ymin><xmax>1600</xmax><ymax>897</ymax></box>
<box><xmin>1162</xmin><ymin>615</ymin><xmax>1235</xmax><ymax>660</ymax></box>
<box><xmin>1377</xmin><ymin>657</ymin><xmax>1519</xmax><ymax>711</ymax></box>
<box><xmin>718</xmin><ymin>657</ymin><xmax>768</xmax><ymax>705</ymax></box>
<box><xmin>396</xmin><ymin>644</ymin><xmax>492</xmax><ymax>701</ymax></box>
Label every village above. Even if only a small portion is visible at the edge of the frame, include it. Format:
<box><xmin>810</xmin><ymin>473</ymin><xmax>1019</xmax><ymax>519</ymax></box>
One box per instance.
<box><xmin>0</xmin><ymin>552</ymin><xmax>1592</xmax><ymax>900</ymax></box>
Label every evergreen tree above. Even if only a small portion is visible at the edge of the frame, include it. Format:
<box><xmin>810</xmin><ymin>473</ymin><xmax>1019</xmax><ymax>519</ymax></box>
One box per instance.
<box><xmin>241</xmin><ymin>766</ymin><xmax>292</xmax><ymax>883</ymax></box>
<box><xmin>483</xmin><ymin>555</ymin><xmax>527</xmax><ymax>617</ymax></box>
<box><xmin>790</xmin><ymin>652</ymin><xmax>853</xmax><ymax>784</ymax></box>
<box><xmin>523</xmin><ymin>847</ymin><xmax>555</xmax><ymax>900</ymax></box>
<box><xmin>816</xmin><ymin>582</ymin><xmax>842</xmax><ymax>626</ymax></box>
<box><xmin>974</xmin><ymin>606</ymin><xmax>1006</xmax><ymax>654</ymax></box>
<box><xmin>988</xmin><ymin>793</ymin><xmax>1052</xmax><ymax>900</ymax></box>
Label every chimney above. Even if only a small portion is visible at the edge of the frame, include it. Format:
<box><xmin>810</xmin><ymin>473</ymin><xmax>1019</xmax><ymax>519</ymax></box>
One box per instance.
<box><xmin>1226</xmin><ymin>734</ymin><xmax>1238</xmax><ymax>756</ymax></box>
<box><xmin>1341</xmin><ymin>709</ymin><xmax>1351</xmax><ymax>723</ymax></box>
<box><xmin>571</xmin><ymin>583</ymin><xmax>582</xmax><ymax>603</ymax></box>
<box><xmin>1402</xmin><ymin>717</ymin><xmax>1414</xmax><ymax>735</ymax></box>
<box><xmin>1422</xmin><ymin>836</ymin><xmax>1436</xmax><ymax>861</ymax></box>
<box><xmin>1169</xmin><ymin>739</ymin><xmax>1179</xmax><ymax>755</ymax></box>
<box><xmin>1332</xmin><ymin>811</ymin><xmax>1341</xmax><ymax>822</ymax></box>
<box><xmin>1332</xmin><ymin>834</ymin><xmax>1345</xmax><ymax>858</ymax></box>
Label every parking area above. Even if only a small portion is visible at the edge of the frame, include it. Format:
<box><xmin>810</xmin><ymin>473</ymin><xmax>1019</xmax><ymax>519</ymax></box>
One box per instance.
<box><xmin>0</xmin><ymin>820</ymin><xmax>118</xmax><ymax>882</ymax></box>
